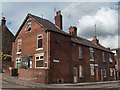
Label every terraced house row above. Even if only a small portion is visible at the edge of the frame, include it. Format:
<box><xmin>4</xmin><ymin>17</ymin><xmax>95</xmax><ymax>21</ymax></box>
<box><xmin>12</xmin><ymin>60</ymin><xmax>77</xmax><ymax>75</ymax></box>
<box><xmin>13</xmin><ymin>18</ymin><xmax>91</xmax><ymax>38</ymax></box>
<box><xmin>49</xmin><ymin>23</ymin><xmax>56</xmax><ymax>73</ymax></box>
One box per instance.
<box><xmin>12</xmin><ymin>11</ymin><xmax>116</xmax><ymax>83</ymax></box>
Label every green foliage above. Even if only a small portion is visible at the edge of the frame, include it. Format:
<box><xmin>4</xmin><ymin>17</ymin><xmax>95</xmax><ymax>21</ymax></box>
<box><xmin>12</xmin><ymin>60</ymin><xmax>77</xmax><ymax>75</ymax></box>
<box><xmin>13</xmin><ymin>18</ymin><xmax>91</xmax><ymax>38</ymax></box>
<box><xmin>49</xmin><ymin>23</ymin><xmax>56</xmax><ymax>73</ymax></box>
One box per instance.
<box><xmin>0</xmin><ymin>52</ymin><xmax>12</xmax><ymax>60</ymax></box>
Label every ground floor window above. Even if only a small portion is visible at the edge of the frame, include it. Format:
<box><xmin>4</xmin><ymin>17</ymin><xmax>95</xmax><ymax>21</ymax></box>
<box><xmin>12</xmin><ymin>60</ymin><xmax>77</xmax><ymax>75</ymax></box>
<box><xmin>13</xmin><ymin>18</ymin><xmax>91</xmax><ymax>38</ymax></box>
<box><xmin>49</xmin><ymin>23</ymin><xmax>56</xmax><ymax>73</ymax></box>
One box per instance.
<box><xmin>90</xmin><ymin>64</ymin><xmax>95</xmax><ymax>75</ymax></box>
<box><xmin>110</xmin><ymin>68</ymin><xmax>114</xmax><ymax>77</ymax></box>
<box><xmin>35</xmin><ymin>53</ymin><xmax>44</xmax><ymax>67</ymax></box>
<box><xmin>16</xmin><ymin>58</ymin><xmax>21</xmax><ymax>69</ymax></box>
<box><xmin>21</xmin><ymin>56</ymin><xmax>32</xmax><ymax>69</ymax></box>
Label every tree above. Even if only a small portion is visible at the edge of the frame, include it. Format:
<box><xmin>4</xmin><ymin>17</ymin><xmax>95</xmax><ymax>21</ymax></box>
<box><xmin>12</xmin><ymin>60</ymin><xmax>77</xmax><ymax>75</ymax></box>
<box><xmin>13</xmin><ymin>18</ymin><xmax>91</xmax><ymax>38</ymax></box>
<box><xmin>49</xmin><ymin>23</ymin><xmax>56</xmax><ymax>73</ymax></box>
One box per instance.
<box><xmin>0</xmin><ymin>52</ymin><xmax>12</xmax><ymax>60</ymax></box>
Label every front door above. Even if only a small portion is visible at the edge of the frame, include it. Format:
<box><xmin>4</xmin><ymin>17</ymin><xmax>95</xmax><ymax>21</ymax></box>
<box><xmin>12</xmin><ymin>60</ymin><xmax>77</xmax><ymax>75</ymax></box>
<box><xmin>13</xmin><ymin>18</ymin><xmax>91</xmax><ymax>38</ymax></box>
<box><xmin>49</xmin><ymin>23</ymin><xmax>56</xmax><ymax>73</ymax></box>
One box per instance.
<box><xmin>95</xmin><ymin>68</ymin><xmax>99</xmax><ymax>81</ymax></box>
<box><xmin>74</xmin><ymin>67</ymin><xmax>77</xmax><ymax>83</ymax></box>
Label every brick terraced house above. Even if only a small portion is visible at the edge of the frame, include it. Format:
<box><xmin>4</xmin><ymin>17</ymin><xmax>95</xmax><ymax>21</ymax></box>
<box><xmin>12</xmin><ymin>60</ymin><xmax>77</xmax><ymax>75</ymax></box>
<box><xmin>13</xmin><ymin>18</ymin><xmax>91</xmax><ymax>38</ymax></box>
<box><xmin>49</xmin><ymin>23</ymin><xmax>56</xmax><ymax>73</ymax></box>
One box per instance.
<box><xmin>0</xmin><ymin>17</ymin><xmax>14</xmax><ymax>71</ymax></box>
<box><xmin>12</xmin><ymin>11</ymin><xmax>116</xmax><ymax>83</ymax></box>
<box><xmin>111</xmin><ymin>48</ymin><xmax>120</xmax><ymax>80</ymax></box>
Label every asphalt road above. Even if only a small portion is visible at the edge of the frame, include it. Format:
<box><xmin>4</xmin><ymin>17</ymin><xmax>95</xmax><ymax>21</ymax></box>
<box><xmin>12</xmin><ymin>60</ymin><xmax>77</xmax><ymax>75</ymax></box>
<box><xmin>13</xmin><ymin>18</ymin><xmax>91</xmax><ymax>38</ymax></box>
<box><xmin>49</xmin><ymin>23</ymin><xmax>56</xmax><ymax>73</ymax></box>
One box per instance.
<box><xmin>1</xmin><ymin>80</ymin><xmax>120</xmax><ymax>90</ymax></box>
<box><xmin>2</xmin><ymin>80</ymin><xmax>29</xmax><ymax>89</ymax></box>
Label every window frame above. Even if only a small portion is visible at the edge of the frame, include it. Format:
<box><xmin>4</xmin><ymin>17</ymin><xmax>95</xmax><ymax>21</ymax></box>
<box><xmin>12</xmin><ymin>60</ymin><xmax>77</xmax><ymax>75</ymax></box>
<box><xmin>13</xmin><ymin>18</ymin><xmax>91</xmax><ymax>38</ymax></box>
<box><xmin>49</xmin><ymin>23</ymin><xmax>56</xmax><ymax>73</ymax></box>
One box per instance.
<box><xmin>35</xmin><ymin>53</ymin><xmax>44</xmax><ymax>68</ymax></box>
<box><xmin>36</xmin><ymin>34</ymin><xmax>43</xmax><ymax>51</ymax></box>
<box><xmin>109</xmin><ymin>54</ymin><xmax>113</xmax><ymax>63</ymax></box>
<box><xmin>79</xmin><ymin>46</ymin><xmax>83</xmax><ymax>59</ymax></box>
<box><xmin>90</xmin><ymin>64</ymin><xmax>95</xmax><ymax>76</ymax></box>
<box><xmin>102</xmin><ymin>52</ymin><xmax>105</xmax><ymax>62</ymax></box>
<box><xmin>16</xmin><ymin>58</ymin><xmax>21</xmax><ymax>69</ymax></box>
<box><xmin>17</xmin><ymin>39</ymin><xmax>22</xmax><ymax>54</ymax></box>
<box><xmin>110</xmin><ymin>68</ymin><xmax>114</xmax><ymax>77</ymax></box>
<box><xmin>89</xmin><ymin>47</ymin><xmax>94</xmax><ymax>61</ymax></box>
<box><xmin>25</xmin><ymin>21</ymin><xmax>31</xmax><ymax>32</ymax></box>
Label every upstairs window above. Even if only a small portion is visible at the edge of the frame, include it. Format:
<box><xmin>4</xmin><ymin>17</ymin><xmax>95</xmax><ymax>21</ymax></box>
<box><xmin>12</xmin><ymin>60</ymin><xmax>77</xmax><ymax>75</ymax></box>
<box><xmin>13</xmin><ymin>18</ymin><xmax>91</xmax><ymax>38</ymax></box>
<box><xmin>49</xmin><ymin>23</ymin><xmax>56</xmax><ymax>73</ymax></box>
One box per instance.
<box><xmin>25</xmin><ymin>21</ymin><xmax>31</xmax><ymax>32</ymax></box>
<box><xmin>109</xmin><ymin>54</ymin><xmax>113</xmax><ymax>63</ymax></box>
<box><xmin>89</xmin><ymin>47</ymin><xmax>94</xmax><ymax>61</ymax></box>
<box><xmin>102</xmin><ymin>52</ymin><xmax>105</xmax><ymax>62</ymax></box>
<box><xmin>17</xmin><ymin>39</ymin><xmax>22</xmax><ymax>53</ymax></box>
<box><xmin>37</xmin><ymin>34</ymin><xmax>43</xmax><ymax>50</ymax></box>
<box><xmin>79</xmin><ymin>46</ymin><xmax>83</xmax><ymax>59</ymax></box>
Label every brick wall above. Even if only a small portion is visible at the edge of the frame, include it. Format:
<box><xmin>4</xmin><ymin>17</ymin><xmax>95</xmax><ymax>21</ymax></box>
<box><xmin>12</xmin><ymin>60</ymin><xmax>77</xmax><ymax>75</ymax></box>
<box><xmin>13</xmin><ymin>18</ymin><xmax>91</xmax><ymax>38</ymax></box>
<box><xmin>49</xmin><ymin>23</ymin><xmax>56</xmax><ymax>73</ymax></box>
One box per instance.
<box><xmin>18</xmin><ymin>68</ymin><xmax>48</xmax><ymax>83</ymax></box>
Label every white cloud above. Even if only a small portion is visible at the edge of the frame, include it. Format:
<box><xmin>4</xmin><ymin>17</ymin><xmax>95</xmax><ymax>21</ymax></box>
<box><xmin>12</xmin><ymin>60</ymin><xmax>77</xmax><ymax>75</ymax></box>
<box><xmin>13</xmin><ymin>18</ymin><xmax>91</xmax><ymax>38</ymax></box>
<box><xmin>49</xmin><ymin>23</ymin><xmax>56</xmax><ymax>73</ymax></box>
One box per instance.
<box><xmin>77</xmin><ymin>7</ymin><xmax>118</xmax><ymax>48</ymax></box>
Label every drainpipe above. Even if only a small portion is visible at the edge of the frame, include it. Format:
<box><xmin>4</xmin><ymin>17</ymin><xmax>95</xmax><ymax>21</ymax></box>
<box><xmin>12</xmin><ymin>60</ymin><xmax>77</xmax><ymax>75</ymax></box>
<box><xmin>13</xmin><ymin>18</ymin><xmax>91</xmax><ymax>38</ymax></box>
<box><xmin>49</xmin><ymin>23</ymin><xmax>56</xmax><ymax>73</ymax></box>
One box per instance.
<box><xmin>47</xmin><ymin>31</ymin><xmax>49</xmax><ymax>69</ymax></box>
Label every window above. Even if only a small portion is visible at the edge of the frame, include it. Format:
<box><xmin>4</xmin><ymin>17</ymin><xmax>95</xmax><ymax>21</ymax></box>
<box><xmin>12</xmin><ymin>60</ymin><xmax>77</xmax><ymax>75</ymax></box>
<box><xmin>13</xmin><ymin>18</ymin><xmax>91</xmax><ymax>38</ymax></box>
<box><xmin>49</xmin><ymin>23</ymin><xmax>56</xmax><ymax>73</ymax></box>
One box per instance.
<box><xmin>21</xmin><ymin>56</ymin><xmax>32</xmax><ymax>69</ymax></box>
<box><xmin>25</xmin><ymin>21</ymin><xmax>31</xmax><ymax>32</ymax></box>
<box><xmin>110</xmin><ymin>68</ymin><xmax>114</xmax><ymax>77</ymax></box>
<box><xmin>102</xmin><ymin>52</ymin><xmax>105</xmax><ymax>62</ymax></box>
<box><xmin>37</xmin><ymin>34</ymin><xmax>43</xmax><ymax>50</ymax></box>
<box><xmin>109</xmin><ymin>54</ymin><xmax>113</xmax><ymax>63</ymax></box>
<box><xmin>35</xmin><ymin>53</ymin><xmax>44</xmax><ymax>67</ymax></box>
<box><xmin>16</xmin><ymin>58</ymin><xmax>21</xmax><ymax>69</ymax></box>
<box><xmin>17</xmin><ymin>39</ymin><xmax>22</xmax><ymax>53</ymax></box>
<box><xmin>79</xmin><ymin>65</ymin><xmax>83</xmax><ymax>77</ymax></box>
<box><xmin>79</xmin><ymin>46</ymin><xmax>83</xmax><ymax>59</ymax></box>
<box><xmin>90</xmin><ymin>64</ymin><xmax>95</xmax><ymax>75</ymax></box>
<box><xmin>89</xmin><ymin>47</ymin><xmax>94</xmax><ymax>61</ymax></box>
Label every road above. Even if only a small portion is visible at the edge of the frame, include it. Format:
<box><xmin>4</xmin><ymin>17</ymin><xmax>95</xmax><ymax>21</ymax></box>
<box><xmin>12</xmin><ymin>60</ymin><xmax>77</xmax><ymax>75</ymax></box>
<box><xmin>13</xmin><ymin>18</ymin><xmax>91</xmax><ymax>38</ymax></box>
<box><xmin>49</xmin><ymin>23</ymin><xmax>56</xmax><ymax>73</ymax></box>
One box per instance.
<box><xmin>2</xmin><ymin>80</ymin><xmax>30</xmax><ymax>89</ymax></box>
<box><xmin>1</xmin><ymin>80</ymin><xmax>120</xmax><ymax>90</ymax></box>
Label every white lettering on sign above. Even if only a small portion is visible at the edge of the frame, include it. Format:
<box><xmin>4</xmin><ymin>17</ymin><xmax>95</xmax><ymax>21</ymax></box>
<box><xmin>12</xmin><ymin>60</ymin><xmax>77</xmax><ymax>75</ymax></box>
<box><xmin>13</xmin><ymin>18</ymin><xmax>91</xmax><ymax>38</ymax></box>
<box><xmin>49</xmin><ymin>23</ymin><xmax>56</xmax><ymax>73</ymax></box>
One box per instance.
<box><xmin>53</xmin><ymin>59</ymin><xmax>59</xmax><ymax>63</ymax></box>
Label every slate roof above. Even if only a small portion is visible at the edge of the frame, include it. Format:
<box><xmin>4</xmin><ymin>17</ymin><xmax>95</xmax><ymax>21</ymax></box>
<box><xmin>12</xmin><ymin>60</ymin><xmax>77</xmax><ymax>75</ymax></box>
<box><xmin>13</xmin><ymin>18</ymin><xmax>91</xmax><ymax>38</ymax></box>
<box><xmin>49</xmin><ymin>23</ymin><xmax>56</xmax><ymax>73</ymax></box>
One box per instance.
<box><xmin>15</xmin><ymin>13</ymin><xmax>111</xmax><ymax>52</ymax></box>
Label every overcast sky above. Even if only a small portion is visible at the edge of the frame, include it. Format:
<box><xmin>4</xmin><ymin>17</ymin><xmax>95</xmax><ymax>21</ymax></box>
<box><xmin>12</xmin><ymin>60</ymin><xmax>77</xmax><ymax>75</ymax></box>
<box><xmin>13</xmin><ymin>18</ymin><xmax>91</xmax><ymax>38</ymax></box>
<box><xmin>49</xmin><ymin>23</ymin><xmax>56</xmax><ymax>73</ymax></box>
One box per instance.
<box><xmin>1</xmin><ymin>0</ymin><xmax>119</xmax><ymax>49</ymax></box>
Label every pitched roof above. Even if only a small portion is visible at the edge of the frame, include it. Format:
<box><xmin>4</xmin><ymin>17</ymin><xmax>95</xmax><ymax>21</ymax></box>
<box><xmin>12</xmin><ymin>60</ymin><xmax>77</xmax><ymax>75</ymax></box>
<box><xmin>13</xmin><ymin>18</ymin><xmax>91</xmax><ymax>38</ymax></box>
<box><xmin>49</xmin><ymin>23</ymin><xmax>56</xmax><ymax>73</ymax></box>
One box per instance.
<box><xmin>15</xmin><ymin>13</ymin><xmax>111</xmax><ymax>52</ymax></box>
<box><xmin>71</xmin><ymin>37</ymin><xmax>111</xmax><ymax>52</ymax></box>
<box><xmin>15</xmin><ymin>13</ymin><xmax>69</xmax><ymax>39</ymax></box>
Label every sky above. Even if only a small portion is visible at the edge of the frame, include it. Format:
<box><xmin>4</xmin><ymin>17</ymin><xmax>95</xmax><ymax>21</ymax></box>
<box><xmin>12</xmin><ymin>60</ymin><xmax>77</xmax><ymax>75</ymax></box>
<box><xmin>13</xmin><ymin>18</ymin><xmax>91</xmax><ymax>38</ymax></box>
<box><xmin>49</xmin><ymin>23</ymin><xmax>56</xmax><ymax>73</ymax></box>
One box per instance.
<box><xmin>1</xmin><ymin>0</ymin><xmax>119</xmax><ymax>49</ymax></box>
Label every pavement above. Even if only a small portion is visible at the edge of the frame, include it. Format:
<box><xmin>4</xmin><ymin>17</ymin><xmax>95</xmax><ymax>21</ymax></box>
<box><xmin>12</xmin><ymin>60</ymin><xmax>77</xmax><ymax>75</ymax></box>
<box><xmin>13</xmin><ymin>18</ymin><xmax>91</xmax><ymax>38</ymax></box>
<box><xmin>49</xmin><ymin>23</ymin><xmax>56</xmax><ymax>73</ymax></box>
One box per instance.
<box><xmin>2</xmin><ymin>73</ymin><xmax>120</xmax><ymax>89</ymax></box>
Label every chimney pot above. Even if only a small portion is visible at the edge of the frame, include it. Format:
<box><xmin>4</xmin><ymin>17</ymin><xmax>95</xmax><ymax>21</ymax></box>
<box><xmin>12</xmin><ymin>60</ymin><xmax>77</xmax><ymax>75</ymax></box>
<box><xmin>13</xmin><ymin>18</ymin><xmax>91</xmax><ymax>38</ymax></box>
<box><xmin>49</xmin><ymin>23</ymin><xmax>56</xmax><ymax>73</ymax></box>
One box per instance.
<box><xmin>1</xmin><ymin>16</ymin><xmax>6</xmax><ymax>26</ymax></box>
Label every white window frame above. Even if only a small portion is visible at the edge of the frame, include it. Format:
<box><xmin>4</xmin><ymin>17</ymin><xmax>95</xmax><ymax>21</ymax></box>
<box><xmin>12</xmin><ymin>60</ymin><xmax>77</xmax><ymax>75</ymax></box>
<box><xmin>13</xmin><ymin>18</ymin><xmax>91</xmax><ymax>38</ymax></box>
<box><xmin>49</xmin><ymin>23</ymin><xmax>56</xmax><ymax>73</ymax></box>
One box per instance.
<box><xmin>89</xmin><ymin>47</ymin><xmax>94</xmax><ymax>61</ymax></box>
<box><xmin>16</xmin><ymin>39</ymin><xmax>22</xmax><ymax>54</ymax></box>
<box><xmin>79</xmin><ymin>46</ymin><xmax>83</xmax><ymax>59</ymax></box>
<box><xmin>102</xmin><ymin>52</ymin><xmax>105</xmax><ymax>62</ymax></box>
<box><xmin>110</xmin><ymin>68</ymin><xmax>114</xmax><ymax>77</ymax></box>
<box><xmin>36</xmin><ymin>34</ymin><xmax>43</xmax><ymax>51</ymax></box>
<box><xmin>25</xmin><ymin>21</ymin><xmax>31</xmax><ymax>32</ymax></box>
<box><xmin>109</xmin><ymin>54</ymin><xmax>113</xmax><ymax>63</ymax></box>
<box><xmin>90</xmin><ymin>64</ymin><xmax>95</xmax><ymax>75</ymax></box>
<box><xmin>16</xmin><ymin>58</ymin><xmax>21</xmax><ymax>68</ymax></box>
<box><xmin>35</xmin><ymin>53</ymin><xmax>44</xmax><ymax>68</ymax></box>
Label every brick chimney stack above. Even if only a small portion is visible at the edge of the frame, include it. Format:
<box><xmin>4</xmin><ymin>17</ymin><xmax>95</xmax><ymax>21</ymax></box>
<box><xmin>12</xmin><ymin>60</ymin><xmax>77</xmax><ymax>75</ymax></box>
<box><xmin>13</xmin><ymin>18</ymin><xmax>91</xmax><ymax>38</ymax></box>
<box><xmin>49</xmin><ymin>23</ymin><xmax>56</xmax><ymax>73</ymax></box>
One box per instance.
<box><xmin>1</xmin><ymin>17</ymin><xmax>6</xmax><ymax>26</ymax></box>
<box><xmin>69</xmin><ymin>26</ymin><xmax>77</xmax><ymax>37</ymax></box>
<box><xmin>55</xmin><ymin>10</ymin><xmax>62</xmax><ymax>30</ymax></box>
<box><xmin>92</xmin><ymin>36</ymin><xmax>99</xmax><ymax>45</ymax></box>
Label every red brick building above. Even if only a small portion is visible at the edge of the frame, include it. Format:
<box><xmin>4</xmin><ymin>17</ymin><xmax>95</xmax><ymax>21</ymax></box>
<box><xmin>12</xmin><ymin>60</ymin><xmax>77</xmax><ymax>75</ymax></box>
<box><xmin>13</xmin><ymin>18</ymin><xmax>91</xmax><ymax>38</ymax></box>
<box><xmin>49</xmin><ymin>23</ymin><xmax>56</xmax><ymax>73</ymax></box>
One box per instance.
<box><xmin>0</xmin><ymin>17</ymin><xmax>14</xmax><ymax>71</ymax></box>
<box><xmin>12</xmin><ymin>11</ymin><xmax>116</xmax><ymax>83</ymax></box>
<box><xmin>111</xmin><ymin>48</ymin><xmax>120</xmax><ymax>80</ymax></box>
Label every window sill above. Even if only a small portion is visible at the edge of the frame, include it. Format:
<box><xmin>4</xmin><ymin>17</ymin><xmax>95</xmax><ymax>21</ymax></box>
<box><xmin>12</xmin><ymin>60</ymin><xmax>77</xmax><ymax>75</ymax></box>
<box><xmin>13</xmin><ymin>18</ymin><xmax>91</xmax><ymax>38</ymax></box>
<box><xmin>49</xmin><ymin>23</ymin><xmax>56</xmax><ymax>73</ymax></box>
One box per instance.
<box><xmin>16</xmin><ymin>52</ymin><xmax>22</xmax><ymax>55</ymax></box>
<box><xmin>90</xmin><ymin>59</ymin><xmax>94</xmax><ymax>61</ymax></box>
<box><xmin>35</xmin><ymin>67</ymin><xmax>48</xmax><ymax>69</ymax></box>
<box><xmin>79</xmin><ymin>76</ymin><xmax>84</xmax><ymax>78</ymax></box>
<box><xmin>36</xmin><ymin>48</ymin><xmax>43</xmax><ymax>51</ymax></box>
